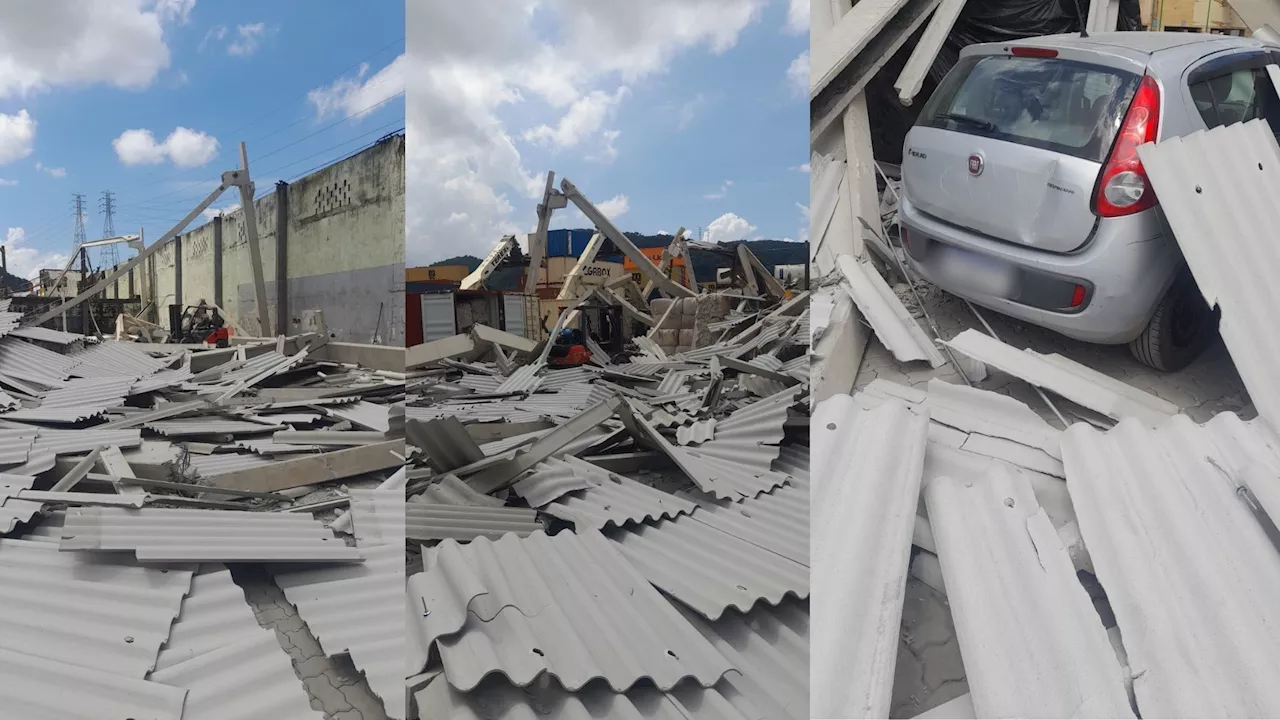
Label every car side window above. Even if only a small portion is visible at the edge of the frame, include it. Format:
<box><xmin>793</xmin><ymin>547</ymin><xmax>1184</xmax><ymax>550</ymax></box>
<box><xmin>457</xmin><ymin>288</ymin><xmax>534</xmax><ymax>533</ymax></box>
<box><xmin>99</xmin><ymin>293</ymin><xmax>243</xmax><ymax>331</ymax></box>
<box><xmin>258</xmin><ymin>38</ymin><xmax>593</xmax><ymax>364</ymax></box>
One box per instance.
<box><xmin>1188</xmin><ymin>66</ymin><xmax>1280</xmax><ymax>137</ymax></box>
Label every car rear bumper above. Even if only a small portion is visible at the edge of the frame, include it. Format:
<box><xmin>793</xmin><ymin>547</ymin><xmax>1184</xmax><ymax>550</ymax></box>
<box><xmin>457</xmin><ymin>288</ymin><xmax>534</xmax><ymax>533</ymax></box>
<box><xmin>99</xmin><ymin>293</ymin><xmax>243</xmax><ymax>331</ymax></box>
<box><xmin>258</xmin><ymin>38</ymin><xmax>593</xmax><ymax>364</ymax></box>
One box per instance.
<box><xmin>899</xmin><ymin>196</ymin><xmax>1181</xmax><ymax>344</ymax></box>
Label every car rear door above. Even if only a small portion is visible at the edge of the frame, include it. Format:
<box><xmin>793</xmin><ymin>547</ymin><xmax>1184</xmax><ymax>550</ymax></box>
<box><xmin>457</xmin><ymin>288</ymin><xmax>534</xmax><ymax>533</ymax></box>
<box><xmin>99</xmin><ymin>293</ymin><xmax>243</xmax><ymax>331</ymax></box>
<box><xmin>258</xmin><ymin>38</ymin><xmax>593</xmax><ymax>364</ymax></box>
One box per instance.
<box><xmin>903</xmin><ymin>51</ymin><xmax>1141</xmax><ymax>253</ymax></box>
<box><xmin>1179</xmin><ymin>48</ymin><xmax>1280</xmax><ymax>139</ymax></box>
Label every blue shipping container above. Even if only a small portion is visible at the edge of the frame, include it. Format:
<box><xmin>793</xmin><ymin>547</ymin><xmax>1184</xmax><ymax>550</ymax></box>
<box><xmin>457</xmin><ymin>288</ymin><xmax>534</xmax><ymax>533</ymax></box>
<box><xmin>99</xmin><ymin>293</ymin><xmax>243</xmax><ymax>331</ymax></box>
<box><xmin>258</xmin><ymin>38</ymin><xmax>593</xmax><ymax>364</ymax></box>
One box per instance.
<box><xmin>545</xmin><ymin>229</ymin><xmax>596</xmax><ymax>257</ymax></box>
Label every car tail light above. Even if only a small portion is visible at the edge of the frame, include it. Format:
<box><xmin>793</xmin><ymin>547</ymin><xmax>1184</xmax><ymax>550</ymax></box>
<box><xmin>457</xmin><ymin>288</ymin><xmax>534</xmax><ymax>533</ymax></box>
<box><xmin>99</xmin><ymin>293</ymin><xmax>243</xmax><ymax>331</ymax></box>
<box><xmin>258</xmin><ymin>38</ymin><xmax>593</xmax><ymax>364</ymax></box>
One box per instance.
<box><xmin>1010</xmin><ymin>47</ymin><xmax>1058</xmax><ymax>58</ymax></box>
<box><xmin>1070</xmin><ymin>284</ymin><xmax>1086</xmax><ymax>308</ymax></box>
<box><xmin>1095</xmin><ymin>75</ymin><xmax>1161</xmax><ymax>218</ymax></box>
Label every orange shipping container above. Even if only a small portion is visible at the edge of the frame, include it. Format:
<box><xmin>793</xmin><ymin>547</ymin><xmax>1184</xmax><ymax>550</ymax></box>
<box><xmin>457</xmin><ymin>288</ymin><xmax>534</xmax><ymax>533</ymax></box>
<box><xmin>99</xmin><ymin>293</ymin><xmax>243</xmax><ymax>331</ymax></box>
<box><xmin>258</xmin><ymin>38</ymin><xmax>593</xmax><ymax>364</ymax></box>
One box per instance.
<box><xmin>407</xmin><ymin>265</ymin><xmax>470</xmax><ymax>283</ymax></box>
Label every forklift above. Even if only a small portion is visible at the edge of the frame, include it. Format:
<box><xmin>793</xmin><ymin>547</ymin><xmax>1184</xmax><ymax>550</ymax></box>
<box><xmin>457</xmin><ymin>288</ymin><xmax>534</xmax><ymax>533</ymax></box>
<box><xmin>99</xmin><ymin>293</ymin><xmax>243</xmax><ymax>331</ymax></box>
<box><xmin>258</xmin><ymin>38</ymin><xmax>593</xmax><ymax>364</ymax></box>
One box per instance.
<box><xmin>169</xmin><ymin>300</ymin><xmax>231</xmax><ymax>347</ymax></box>
<box><xmin>546</xmin><ymin>300</ymin><xmax>626</xmax><ymax>368</ymax></box>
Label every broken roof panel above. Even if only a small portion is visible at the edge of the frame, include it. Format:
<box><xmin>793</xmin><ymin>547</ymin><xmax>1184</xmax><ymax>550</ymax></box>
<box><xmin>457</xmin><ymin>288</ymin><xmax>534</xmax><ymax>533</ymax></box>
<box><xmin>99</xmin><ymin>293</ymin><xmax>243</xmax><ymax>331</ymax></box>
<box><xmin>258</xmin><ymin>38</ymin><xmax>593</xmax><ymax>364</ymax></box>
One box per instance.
<box><xmin>417</xmin><ymin>528</ymin><xmax>735</xmax><ymax>693</ymax></box>
<box><xmin>606</xmin><ymin>513</ymin><xmax>809</xmax><ymax>620</ymax></box>
<box><xmin>0</xmin><ymin>647</ymin><xmax>186</xmax><ymax>720</ymax></box>
<box><xmin>838</xmin><ymin>254</ymin><xmax>945</xmax><ymax>368</ymax></box>
<box><xmin>276</xmin><ymin>490</ymin><xmax>405</xmax><ymax>716</ymax></box>
<box><xmin>144</xmin><ymin>418</ymin><xmax>283</xmax><ymax>437</ymax></box>
<box><xmin>924</xmin><ymin>459</ymin><xmax>1133</xmax><ymax>717</ymax></box>
<box><xmin>325</xmin><ymin>400</ymin><xmax>391</xmax><ymax>432</ymax></box>
<box><xmin>681</xmin><ymin>483</ymin><xmax>808</xmax><ymax>567</ymax></box>
<box><xmin>944</xmin><ymin>329</ymin><xmax>1178</xmax><ymax>424</ymax></box>
<box><xmin>66</xmin><ymin>340</ymin><xmax>168</xmax><ymax>379</ymax></box>
<box><xmin>811</xmin><ymin>396</ymin><xmax>928</xmax><ymax>719</ymax></box>
<box><xmin>416</xmin><ymin>673</ymin><xmax>768</xmax><ymax>719</ymax></box>
<box><xmin>674</xmin><ymin>598</ymin><xmax>810</xmax><ymax>720</ymax></box>
<box><xmin>513</xmin><ymin>457</ymin><xmax>697</xmax><ymax>529</ymax></box>
<box><xmin>493</xmin><ymin>363</ymin><xmax>544</xmax><ymax>394</ymax></box>
<box><xmin>148</xmin><ymin>630</ymin><xmax>322</xmax><ymax>720</ymax></box>
<box><xmin>693</xmin><ymin>386</ymin><xmax>801</xmax><ymax>472</ymax></box>
<box><xmin>0</xmin><ymin>336</ymin><xmax>76</xmax><ymax>385</ymax></box>
<box><xmin>414</xmin><ymin>474</ymin><xmax>507</xmax><ymax>507</ymax></box>
<box><xmin>6</xmin><ymin>326</ymin><xmax>87</xmax><ymax>346</ymax></box>
<box><xmin>406</xmin><ymin>502</ymin><xmax>541</xmax><ymax>542</ymax></box>
<box><xmin>36</xmin><ymin>376</ymin><xmax>134</xmax><ymax>409</ymax></box>
<box><xmin>1137</xmin><ymin>119</ymin><xmax>1280</xmax><ymax>429</ymax></box>
<box><xmin>1062</xmin><ymin>415</ymin><xmax>1280</xmax><ymax>717</ymax></box>
<box><xmin>0</xmin><ymin>537</ymin><xmax>192</xmax><ymax>677</ymax></box>
<box><xmin>187</xmin><ymin>451</ymin><xmax>279</xmax><ymax>477</ymax></box>
<box><xmin>31</xmin><ymin>427</ymin><xmax>141</xmax><ymax>456</ymax></box>
<box><xmin>58</xmin><ymin>507</ymin><xmax>363</xmax><ymax>563</ymax></box>
<box><xmin>154</xmin><ymin>564</ymin><xmax>265</xmax><ymax>671</ymax></box>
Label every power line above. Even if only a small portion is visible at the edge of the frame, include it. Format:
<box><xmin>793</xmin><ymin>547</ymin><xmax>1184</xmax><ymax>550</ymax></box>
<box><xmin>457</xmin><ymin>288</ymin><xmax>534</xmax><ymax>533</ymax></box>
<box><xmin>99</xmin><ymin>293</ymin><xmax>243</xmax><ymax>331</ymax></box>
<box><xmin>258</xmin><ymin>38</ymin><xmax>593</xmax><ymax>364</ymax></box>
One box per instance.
<box><xmin>109</xmin><ymin>35</ymin><xmax>405</xmax><ymax>199</ymax></box>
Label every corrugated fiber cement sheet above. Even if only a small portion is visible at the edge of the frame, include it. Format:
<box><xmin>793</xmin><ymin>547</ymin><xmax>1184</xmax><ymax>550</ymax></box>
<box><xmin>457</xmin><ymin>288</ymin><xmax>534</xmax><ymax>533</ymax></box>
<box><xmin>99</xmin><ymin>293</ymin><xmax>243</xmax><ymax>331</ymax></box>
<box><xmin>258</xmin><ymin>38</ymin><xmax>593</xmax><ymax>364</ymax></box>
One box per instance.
<box><xmin>1138</xmin><ymin>119</ymin><xmax>1280</xmax><ymax>430</ymax></box>
<box><xmin>1062</xmin><ymin>416</ymin><xmax>1280</xmax><ymax>717</ymax></box>
<box><xmin>811</xmin><ymin>396</ymin><xmax>927</xmax><ymax>719</ymax></box>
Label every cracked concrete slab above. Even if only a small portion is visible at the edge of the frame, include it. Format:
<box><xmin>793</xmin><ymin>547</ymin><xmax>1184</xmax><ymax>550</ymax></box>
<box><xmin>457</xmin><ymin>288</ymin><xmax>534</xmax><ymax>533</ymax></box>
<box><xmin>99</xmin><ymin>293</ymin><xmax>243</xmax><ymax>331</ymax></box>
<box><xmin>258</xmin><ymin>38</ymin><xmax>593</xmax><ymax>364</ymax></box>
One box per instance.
<box><xmin>234</xmin><ymin>565</ymin><xmax>389</xmax><ymax>720</ymax></box>
<box><xmin>891</xmin><ymin>578</ymin><xmax>968</xmax><ymax>718</ymax></box>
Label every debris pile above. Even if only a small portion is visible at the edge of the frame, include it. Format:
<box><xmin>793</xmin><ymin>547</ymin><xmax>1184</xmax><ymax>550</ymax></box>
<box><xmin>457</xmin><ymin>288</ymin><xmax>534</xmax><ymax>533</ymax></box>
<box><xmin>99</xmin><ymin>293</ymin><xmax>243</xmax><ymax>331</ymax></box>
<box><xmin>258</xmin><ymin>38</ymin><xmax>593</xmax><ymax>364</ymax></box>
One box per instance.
<box><xmin>404</xmin><ymin>292</ymin><xmax>811</xmax><ymax>718</ymax></box>
<box><xmin>0</xmin><ymin>304</ymin><xmax>408</xmax><ymax>718</ymax></box>
<box><xmin>811</xmin><ymin>111</ymin><xmax>1280</xmax><ymax>716</ymax></box>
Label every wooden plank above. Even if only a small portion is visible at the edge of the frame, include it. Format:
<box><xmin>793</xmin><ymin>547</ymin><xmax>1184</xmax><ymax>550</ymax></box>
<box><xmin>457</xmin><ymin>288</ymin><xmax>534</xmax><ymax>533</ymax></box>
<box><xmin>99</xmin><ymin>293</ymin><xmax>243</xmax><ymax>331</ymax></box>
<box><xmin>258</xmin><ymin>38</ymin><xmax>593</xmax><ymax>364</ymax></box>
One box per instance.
<box><xmin>204</xmin><ymin>440</ymin><xmax>405</xmax><ymax>492</ymax></box>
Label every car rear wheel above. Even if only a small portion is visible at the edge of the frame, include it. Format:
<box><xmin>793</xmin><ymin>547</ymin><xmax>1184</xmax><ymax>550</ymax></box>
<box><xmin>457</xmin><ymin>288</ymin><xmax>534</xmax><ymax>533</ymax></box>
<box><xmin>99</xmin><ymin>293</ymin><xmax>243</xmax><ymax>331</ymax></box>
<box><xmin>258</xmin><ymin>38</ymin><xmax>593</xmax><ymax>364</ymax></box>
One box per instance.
<box><xmin>1128</xmin><ymin>270</ymin><xmax>1218</xmax><ymax>372</ymax></box>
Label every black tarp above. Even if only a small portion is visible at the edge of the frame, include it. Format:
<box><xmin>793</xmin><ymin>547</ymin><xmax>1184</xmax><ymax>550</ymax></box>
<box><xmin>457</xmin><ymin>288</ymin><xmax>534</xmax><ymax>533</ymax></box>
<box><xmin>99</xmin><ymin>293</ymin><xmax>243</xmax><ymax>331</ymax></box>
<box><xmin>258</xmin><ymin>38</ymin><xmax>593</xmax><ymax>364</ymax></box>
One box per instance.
<box><xmin>867</xmin><ymin>0</ymin><xmax>1143</xmax><ymax>163</ymax></box>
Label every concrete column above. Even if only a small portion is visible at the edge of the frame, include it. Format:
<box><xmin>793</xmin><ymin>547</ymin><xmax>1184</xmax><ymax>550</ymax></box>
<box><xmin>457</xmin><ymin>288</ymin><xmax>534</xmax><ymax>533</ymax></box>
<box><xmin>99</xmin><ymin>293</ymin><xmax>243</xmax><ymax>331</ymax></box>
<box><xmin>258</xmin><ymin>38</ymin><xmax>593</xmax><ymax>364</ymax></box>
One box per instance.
<box><xmin>174</xmin><ymin>236</ymin><xmax>183</xmax><ymax>309</ymax></box>
<box><xmin>213</xmin><ymin>215</ymin><xmax>223</xmax><ymax>307</ymax></box>
<box><xmin>275</xmin><ymin>180</ymin><xmax>289</xmax><ymax>335</ymax></box>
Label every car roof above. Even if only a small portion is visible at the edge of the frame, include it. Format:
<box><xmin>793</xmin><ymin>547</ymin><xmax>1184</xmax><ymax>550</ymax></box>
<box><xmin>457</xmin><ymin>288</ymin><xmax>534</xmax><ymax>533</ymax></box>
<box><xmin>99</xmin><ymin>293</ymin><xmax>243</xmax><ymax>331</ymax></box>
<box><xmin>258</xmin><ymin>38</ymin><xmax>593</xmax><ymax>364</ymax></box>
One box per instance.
<box><xmin>965</xmin><ymin>31</ymin><xmax>1270</xmax><ymax>71</ymax></box>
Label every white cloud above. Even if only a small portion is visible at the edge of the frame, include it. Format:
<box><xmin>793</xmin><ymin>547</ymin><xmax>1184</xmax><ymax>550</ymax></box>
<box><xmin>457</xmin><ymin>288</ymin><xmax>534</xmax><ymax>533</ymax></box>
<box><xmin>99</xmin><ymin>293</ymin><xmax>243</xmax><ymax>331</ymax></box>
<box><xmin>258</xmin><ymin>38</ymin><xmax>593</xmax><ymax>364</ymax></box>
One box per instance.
<box><xmin>4</xmin><ymin>227</ymin><xmax>70</xmax><ymax>280</ymax></box>
<box><xmin>703</xmin><ymin>212</ymin><xmax>756</xmax><ymax>244</ymax></box>
<box><xmin>787</xmin><ymin>51</ymin><xmax>808</xmax><ymax>97</ymax></box>
<box><xmin>0</xmin><ymin>2</ymin><xmax>176</xmax><ymax>97</ymax></box>
<box><xmin>597</xmin><ymin>193</ymin><xmax>629</xmax><ymax>218</ymax></box>
<box><xmin>785</xmin><ymin>0</ymin><xmax>808</xmax><ymax>34</ymax></box>
<box><xmin>113</xmin><ymin>126</ymin><xmax>218</xmax><ymax>167</ymax></box>
<box><xmin>200</xmin><ymin>202</ymin><xmax>239</xmax><ymax>222</ymax></box>
<box><xmin>677</xmin><ymin>93</ymin><xmax>707</xmax><ymax>131</ymax></box>
<box><xmin>152</xmin><ymin>0</ymin><xmax>195</xmax><ymax>25</ymax></box>
<box><xmin>793</xmin><ymin>162</ymin><xmax>810</xmax><ymax>173</ymax></box>
<box><xmin>0</xmin><ymin>110</ymin><xmax>35</xmax><ymax>164</ymax></box>
<box><xmin>35</xmin><ymin>161</ymin><xmax>65</xmax><ymax>178</ymax></box>
<box><xmin>703</xmin><ymin>180</ymin><xmax>732</xmax><ymax>200</ymax></box>
<box><xmin>524</xmin><ymin>87</ymin><xmax>628</xmax><ymax>148</ymax></box>
<box><xmin>309</xmin><ymin>55</ymin><xmax>406</xmax><ymax>120</ymax></box>
<box><xmin>199</xmin><ymin>24</ymin><xmax>227</xmax><ymax>52</ymax></box>
<box><xmin>405</xmin><ymin>0</ymin><xmax>767</xmax><ymax>263</ymax></box>
<box><xmin>0</xmin><ymin>179</ymin><xmax>16</xmax><ymax>187</ymax></box>
<box><xmin>797</xmin><ymin>202</ymin><xmax>810</xmax><ymax>242</ymax></box>
<box><xmin>227</xmin><ymin>23</ymin><xmax>268</xmax><ymax>57</ymax></box>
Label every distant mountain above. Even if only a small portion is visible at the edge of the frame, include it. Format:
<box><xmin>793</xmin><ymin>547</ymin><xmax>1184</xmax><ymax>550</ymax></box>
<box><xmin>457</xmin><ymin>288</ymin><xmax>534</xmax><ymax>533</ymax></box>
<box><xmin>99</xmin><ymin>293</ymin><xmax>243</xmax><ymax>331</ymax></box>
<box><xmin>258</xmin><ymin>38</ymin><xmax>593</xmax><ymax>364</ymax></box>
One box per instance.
<box><xmin>431</xmin><ymin>255</ymin><xmax>482</xmax><ymax>271</ymax></box>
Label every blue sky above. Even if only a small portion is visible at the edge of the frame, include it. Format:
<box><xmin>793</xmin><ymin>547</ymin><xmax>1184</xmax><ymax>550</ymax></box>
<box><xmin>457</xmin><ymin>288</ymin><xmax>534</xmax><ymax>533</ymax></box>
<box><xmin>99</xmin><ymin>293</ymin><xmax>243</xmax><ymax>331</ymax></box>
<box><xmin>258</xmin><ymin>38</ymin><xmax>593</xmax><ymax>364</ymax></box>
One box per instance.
<box><xmin>0</xmin><ymin>1</ymin><xmax>404</xmax><ymax>279</ymax></box>
<box><xmin>406</xmin><ymin>0</ymin><xmax>810</xmax><ymax>264</ymax></box>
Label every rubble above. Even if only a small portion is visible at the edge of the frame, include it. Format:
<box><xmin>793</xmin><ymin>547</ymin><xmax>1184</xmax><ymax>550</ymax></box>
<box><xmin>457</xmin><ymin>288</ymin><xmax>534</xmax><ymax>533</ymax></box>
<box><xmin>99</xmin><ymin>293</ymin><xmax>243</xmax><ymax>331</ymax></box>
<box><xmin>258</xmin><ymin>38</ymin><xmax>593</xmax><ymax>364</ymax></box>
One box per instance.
<box><xmin>811</xmin><ymin>21</ymin><xmax>1280</xmax><ymax>718</ymax></box>
<box><xmin>405</xmin><ymin>178</ymin><xmax>811</xmax><ymax>719</ymax></box>
<box><xmin>0</xmin><ymin>307</ymin><xmax>406</xmax><ymax>717</ymax></box>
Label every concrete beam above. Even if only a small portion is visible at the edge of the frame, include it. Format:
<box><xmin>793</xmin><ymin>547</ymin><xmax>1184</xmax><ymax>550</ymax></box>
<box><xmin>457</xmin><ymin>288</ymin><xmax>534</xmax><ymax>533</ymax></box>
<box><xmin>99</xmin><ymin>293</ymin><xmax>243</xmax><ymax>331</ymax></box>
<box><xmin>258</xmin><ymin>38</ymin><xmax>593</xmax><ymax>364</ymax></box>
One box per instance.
<box><xmin>312</xmin><ymin>341</ymin><xmax>405</xmax><ymax>372</ymax></box>
<box><xmin>174</xmin><ymin>235</ymin><xmax>183</xmax><ymax>308</ymax></box>
<box><xmin>470</xmin><ymin>324</ymin><xmax>537</xmax><ymax>355</ymax></box>
<box><xmin>406</xmin><ymin>334</ymin><xmax>477</xmax><ymax>369</ymax></box>
<box><xmin>206</xmin><ymin>440</ymin><xmax>405</xmax><ymax>492</ymax></box>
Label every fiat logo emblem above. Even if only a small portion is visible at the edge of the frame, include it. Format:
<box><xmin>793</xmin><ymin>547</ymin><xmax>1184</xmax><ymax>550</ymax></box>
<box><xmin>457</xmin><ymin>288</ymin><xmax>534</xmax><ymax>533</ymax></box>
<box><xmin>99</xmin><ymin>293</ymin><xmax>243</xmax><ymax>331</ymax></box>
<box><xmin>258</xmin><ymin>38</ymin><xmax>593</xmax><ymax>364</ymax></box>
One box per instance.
<box><xmin>968</xmin><ymin>154</ymin><xmax>984</xmax><ymax>176</ymax></box>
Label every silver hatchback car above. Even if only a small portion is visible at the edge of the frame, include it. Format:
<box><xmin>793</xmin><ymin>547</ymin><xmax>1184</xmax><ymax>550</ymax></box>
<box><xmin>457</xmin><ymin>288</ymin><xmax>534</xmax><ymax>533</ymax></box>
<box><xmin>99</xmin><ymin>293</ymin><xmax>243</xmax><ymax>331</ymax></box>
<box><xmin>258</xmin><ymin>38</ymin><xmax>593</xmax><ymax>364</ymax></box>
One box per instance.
<box><xmin>900</xmin><ymin>32</ymin><xmax>1280</xmax><ymax>370</ymax></box>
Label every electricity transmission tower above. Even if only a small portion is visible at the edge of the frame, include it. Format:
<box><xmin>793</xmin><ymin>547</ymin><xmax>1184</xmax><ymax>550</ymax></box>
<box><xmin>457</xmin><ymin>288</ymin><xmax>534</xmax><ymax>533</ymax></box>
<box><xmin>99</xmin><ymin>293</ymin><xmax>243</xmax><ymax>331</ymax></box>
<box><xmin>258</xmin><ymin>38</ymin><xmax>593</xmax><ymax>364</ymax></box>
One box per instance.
<box><xmin>71</xmin><ymin>194</ymin><xmax>87</xmax><ymax>249</ymax></box>
<box><xmin>99</xmin><ymin>191</ymin><xmax>119</xmax><ymax>268</ymax></box>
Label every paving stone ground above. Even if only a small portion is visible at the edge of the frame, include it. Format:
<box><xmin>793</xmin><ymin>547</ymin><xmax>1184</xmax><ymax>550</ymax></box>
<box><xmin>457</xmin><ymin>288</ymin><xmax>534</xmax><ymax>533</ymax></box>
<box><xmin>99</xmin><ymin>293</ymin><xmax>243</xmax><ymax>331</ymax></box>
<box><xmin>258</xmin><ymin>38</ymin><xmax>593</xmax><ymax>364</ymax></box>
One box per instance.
<box><xmin>235</xmin><ymin>565</ymin><xmax>390</xmax><ymax>720</ymax></box>
<box><xmin>862</xmin><ymin>282</ymin><xmax>1250</xmax><ymax>717</ymax></box>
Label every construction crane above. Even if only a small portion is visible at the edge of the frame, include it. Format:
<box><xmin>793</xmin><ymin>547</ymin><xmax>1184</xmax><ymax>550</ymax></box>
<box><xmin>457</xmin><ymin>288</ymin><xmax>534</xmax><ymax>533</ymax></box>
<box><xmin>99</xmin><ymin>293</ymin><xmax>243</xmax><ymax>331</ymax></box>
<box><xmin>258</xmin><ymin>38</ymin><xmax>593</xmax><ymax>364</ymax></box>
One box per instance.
<box><xmin>459</xmin><ymin>235</ymin><xmax>520</xmax><ymax>291</ymax></box>
<box><xmin>641</xmin><ymin>228</ymin><xmax>694</xmax><ymax>298</ymax></box>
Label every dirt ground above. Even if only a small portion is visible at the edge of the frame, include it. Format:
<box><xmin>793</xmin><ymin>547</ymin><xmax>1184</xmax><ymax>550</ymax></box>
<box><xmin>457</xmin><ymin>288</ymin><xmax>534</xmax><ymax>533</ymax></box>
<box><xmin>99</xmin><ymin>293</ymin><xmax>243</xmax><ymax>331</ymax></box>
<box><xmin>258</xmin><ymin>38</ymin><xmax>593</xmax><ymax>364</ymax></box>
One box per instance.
<box><xmin>860</xmin><ymin>281</ymin><xmax>1252</xmax><ymax>718</ymax></box>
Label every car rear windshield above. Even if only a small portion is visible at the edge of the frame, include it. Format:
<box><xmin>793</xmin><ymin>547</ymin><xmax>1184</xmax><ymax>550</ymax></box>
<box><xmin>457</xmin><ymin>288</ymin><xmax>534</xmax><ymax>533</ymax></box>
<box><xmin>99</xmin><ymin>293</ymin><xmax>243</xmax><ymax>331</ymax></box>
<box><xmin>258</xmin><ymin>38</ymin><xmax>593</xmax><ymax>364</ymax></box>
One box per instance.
<box><xmin>917</xmin><ymin>54</ymin><xmax>1141</xmax><ymax>162</ymax></box>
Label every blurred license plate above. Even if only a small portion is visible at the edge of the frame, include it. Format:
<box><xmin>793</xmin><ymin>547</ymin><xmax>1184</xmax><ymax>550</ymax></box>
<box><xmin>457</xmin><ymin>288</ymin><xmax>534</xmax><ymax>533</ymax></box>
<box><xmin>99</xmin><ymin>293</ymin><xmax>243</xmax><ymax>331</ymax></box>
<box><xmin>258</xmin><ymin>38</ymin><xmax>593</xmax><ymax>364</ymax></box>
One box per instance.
<box><xmin>936</xmin><ymin>246</ymin><xmax>1016</xmax><ymax>298</ymax></box>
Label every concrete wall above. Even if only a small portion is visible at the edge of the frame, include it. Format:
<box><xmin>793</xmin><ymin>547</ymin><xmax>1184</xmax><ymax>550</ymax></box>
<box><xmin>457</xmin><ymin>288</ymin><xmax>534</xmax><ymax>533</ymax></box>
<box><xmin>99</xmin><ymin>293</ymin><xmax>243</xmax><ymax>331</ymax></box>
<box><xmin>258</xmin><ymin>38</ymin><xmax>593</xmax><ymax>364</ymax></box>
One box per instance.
<box><xmin>101</xmin><ymin>134</ymin><xmax>405</xmax><ymax>345</ymax></box>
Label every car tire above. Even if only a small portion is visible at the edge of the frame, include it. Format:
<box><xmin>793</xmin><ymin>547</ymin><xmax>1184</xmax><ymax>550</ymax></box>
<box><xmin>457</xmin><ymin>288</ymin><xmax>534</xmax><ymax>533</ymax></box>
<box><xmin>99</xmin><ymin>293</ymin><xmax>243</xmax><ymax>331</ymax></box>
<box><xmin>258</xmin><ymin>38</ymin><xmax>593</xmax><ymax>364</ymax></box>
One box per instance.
<box><xmin>1128</xmin><ymin>270</ymin><xmax>1218</xmax><ymax>372</ymax></box>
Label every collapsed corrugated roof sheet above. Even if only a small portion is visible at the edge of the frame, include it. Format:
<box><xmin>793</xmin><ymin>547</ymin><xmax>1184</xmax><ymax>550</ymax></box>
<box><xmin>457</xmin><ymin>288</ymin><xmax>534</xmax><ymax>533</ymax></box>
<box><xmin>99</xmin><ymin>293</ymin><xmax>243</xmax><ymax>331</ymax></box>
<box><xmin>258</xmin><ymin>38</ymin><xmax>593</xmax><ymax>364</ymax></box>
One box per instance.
<box><xmin>1138</xmin><ymin>119</ymin><xmax>1280</xmax><ymax>431</ymax></box>
<box><xmin>414</xmin><ymin>529</ymin><xmax>736</xmax><ymax>692</ymax></box>
<box><xmin>1062</xmin><ymin>415</ymin><xmax>1280</xmax><ymax>716</ymax></box>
